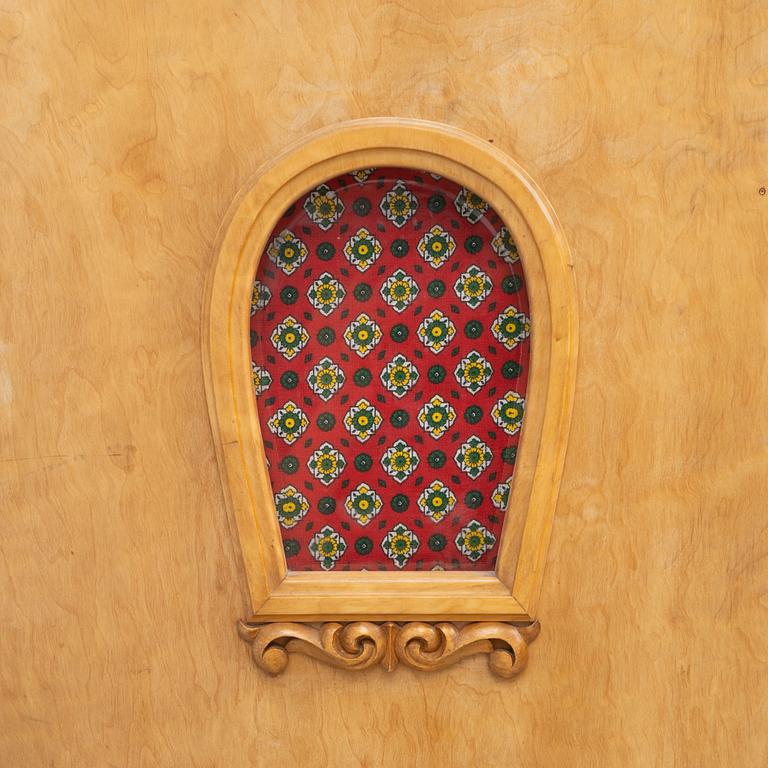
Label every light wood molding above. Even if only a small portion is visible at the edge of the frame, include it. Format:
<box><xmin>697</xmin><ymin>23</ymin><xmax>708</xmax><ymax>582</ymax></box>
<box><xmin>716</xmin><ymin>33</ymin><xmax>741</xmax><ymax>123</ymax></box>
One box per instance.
<box><xmin>203</xmin><ymin>118</ymin><xmax>577</xmax><ymax>644</ymax></box>
<box><xmin>238</xmin><ymin>620</ymin><xmax>540</xmax><ymax>679</ymax></box>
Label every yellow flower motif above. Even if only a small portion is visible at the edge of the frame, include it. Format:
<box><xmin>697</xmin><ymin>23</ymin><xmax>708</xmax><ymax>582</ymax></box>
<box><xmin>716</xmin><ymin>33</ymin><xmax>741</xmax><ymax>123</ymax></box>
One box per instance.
<box><xmin>463</xmin><ymin>278</ymin><xmax>485</xmax><ymax>297</ymax></box>
<box><xmin>454</xmin><ymin>266</ymin><xmax>492</xmax><ymax>308</ymax></box>
<box><xmin>271</xmin><ymin>315</ymin><xmax>309</xmax><ymax>359</ymax></box>
<box><xmin>319</xmin><ymin>286</ymin><xmax>337</xmax><ymax>304</ymax></box>
<box><xmin>416</xmin><ymin>225</ymin><xmax>455</xmax><ymax>268</ymax></box>
<box><xmin>455</xmin><ymin>352</ymin><xmax>492</xmax><ymax>394</ymax></box>
<box><xmin>381</xmin><ymin>269</ymin><xmax>418</xmax><ymax>312</ymax></box>
<box><xmin>463</xmin><ymin>191</ymin><xmax>487</xmax><ymax>211</ymax></box>
<box><xmin>391</xmin><ymin>449</ymin><xmax>411</xmax><ymax>469</ymax></box>
<box><xmin>466</xmin><ymin>192</ymin><xmax>482</xmax><ymax>207</ymax></box>
<box><xmin>317</xmin><ymin>455</ymin><xmax>337</xmax><ymax>474</ymax></box>
<box><xmin>382</xmin><ymin>522</ymin><xmax>419</xmax><ymax>566</ymax></box>
<box><xmin>465</xmin><ymin>531</ymin><xmax>486</xmax><ymax>551</ymax></box>
<box><xmin>382</xmin><ymin>439</ymin><xmax>419</xmax><ymax>482</ymax></box>
<box><xmin>344</xmin><ymin>228</ymin><xmax>383</xmax><ymax>272</ymax></box>
<box><xmin>388</xmin><ymin>195</ymin><xmax>411</xmax><ymax>217</ymax></box>
<box><xmin>351</xmin><ymin>168</ymin><xmax>374</xmax><ymax>183</ymax></box>
<box><xmin>491</xmin><ymin>390</ymin><xmax>525</xmax><ymax>436</ymax></box>
<box><xmin>455</xmin><ymin>520</ymin><xmax>496</xmax><ymax>562</ymax></box>
<box><xmin>274</xmin><ymin>484</ymin><xmax>309</xmax><ymax>529</ymax></box>
<box><xmin>491</xmin><ymin>306</ymin><xmax>531</xmax><ymax>351</ymax></box>
<box><xmin>455</xmin><ymin>188</ymin><xmax>490</xmax><ymax>223</ymax></box>
<box><xmin>344</xmin><ymin>312</ymin><xmax>383</xmax><ymax>357</ymax></box>
<box><xmin>342</xmin><ymin>398</ymin><xmax>382</xmax><ymax>443</ymax></box>
<box><xmin>389</xmin><ymin>364</ymin><xmax>411</xmax><ymax>385</ymax></box>
<box><xmin>267</xmin><ymin>401</ymin><xmax>308</xmax><ymax>444</ymax></box>
<box><xmin>455</xmin><ymin>437</ymin><xmax>492</xmax><ymax>479</ymax></box>
<box><xmin>380</xmin><ymin>181</ymin><xmax>419</xmax><ymax>228</ymax></box>
<box><xmin>303</xmin><ymin>184</ymin><xmax>344</xmax><ymax>231</ymax></box>
<box><xmin>465</xmin><ymin>365</ymin><xmax>484</xmax><ymax>382</ymax></box>
<box><xmin>251</xmin><ymin>363</ymin><xmax>271</xmax><ymax>396</ymax></box>
<box><xmin>317</xmin><ymin>370</ymin><xmax>337</xmax><ymax>389</ymax></box>
<box><xmin>491</xmin><ymin>226</ymin><xmax>520</xmax><ymax>263</ymax></box>
<box><xmin>491</xmin><ymin>482</ymin><xmax>510</xmax><ymax>511</ymax></box>
<box><xmin>381</xmin><ymin>354</ymin><xmax>419</xmax><ymax>399</ymax></box>
<box><xmin>314</xmin><ymin>195</ymin><xmax>337</xmax><ymax>219</ymax></box>
<box><xmin>308</xmin><ymin>273</ymin><xmax>346</xmax><ymax>316</ymax></box>
<box><xmin>316</xmin><ymin>535</ymin><xmax>338</xmax><ymax>557</ymax></box>
<box><xmin>308</xmin><ymin>358</ymin><xmax>345</xmax><ymax>402</ymax></box>
<box><xmin>267</xmin><ymin>230</ymin><xmax>308</xmax><ymax>275</ymax></box>
<box><xmin>308</xmin><ymin>442</ymin><xmax>346</xmax><ymax>485</ymax></box>
<box><xmin>417</xmin><ymin>309</ymin><xmax>455</xmax><ymax>353</ymax></box>
<box><xmin>416</xmin><ymin>478</ymin><xmax>459</xmax><ymax>523</ymax></box>
<box><xmin>250</xmin><ymin>281</ymin><xmax>270</xmax><ymax>314</ymax></box>
<box><xmin>465</xmin><ymin>450</ymin><xmax>484</xmax><ymax>467</ymax></box>
<box><xmin>344</xmin><ymin>482</ymin><xmax>383</xmax><ymax>526</ymax></box>
<box><xmin>417</xmin><ymin>394</ymin><xmax>456</xmax><ymax>439</ymax></box>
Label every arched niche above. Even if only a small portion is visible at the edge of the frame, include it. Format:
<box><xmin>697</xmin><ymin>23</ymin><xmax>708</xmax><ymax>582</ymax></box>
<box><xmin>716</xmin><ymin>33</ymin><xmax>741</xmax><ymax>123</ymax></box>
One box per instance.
<box><xmin>203</xmin><ymin>119</ymin><xmax>577</xmax><ymax>678</ymax></box>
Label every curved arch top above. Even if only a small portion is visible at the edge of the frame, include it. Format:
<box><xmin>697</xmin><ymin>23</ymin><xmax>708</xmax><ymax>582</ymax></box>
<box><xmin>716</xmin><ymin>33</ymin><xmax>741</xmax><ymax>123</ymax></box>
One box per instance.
<box><xmin>203</xmin><ymin>118</ymin><xmax>577</xmax><ymax>623</ymax></box>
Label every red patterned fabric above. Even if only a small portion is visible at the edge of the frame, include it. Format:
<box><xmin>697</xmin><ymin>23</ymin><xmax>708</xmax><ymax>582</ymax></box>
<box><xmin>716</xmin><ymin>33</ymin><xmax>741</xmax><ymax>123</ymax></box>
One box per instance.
<box><xmin>250</xmin><ymin>167</ymin><xmax>530</xmax><ymax>571</ymax></box>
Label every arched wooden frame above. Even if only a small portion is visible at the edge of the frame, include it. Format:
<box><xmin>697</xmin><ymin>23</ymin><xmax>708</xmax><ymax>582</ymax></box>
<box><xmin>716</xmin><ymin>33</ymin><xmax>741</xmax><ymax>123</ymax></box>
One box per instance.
<box><xmin>203</xmin><ymin>119</ymin><xmax>577</xmax><ymax>675</ymax></box>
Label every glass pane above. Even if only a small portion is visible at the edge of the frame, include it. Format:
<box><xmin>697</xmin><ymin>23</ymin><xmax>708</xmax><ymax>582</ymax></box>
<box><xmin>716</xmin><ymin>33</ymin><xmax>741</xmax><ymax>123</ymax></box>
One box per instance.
<box><xmin>250</xmin><ymin>167</ymin><xmax>530</xmax><ymax>571</ymax></box>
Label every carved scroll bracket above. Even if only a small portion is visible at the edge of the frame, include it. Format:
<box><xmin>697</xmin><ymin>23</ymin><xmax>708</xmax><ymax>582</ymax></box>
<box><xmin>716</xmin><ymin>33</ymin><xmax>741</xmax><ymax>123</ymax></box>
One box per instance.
<box><xmin>238</xmin><ymin>620</ymin><xmax>540</xmax><ymax>679</ymax></box>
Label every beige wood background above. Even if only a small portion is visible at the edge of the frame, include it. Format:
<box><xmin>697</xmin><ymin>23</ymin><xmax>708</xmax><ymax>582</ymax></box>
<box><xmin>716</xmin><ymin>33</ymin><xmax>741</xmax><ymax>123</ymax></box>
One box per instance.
<box><xmin>2</xmin><ymin>1</ymin><xmax>767</xmax><ymax>766</ymax></box>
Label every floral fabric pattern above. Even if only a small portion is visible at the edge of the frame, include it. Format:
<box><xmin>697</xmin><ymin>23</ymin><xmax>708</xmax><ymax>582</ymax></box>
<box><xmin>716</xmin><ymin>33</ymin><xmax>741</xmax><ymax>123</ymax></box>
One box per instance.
<box><xmin>250</xmin><ymin>167</ymin><xmax>531</xmax><ymax>570</ymax></box>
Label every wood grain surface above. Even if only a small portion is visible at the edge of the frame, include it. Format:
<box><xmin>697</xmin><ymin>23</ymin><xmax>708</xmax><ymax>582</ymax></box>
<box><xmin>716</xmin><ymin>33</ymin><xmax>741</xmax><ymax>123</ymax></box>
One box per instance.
<box><xmin>1</xmin><ymin>1</ymin><xmax>767</xmax><ymax>766</ymax></box>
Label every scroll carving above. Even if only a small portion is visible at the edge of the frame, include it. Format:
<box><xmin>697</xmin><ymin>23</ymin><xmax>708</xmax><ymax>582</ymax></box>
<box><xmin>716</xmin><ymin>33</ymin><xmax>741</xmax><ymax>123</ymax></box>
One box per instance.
<box><xmin>238</xmin><ymin>620</ymin><xmax>540</xmax><ymax>679</ymax></box>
